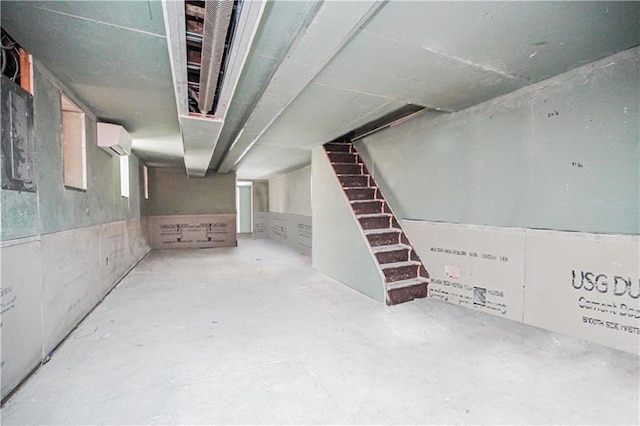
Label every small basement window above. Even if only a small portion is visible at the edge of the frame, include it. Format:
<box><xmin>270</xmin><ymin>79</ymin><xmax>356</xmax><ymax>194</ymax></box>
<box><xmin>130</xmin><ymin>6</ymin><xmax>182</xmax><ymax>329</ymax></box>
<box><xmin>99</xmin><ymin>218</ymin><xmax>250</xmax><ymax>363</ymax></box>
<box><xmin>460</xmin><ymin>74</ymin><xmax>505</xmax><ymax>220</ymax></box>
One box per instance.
<box><xmin>120</xmin><ymin>155</ymin><xmax>129</xmax><ymax>198</ymax></box>
<box><xmin>61</xmin><ymin>94</ymin><xmax>87</xmax><ymax>190</ymax></box>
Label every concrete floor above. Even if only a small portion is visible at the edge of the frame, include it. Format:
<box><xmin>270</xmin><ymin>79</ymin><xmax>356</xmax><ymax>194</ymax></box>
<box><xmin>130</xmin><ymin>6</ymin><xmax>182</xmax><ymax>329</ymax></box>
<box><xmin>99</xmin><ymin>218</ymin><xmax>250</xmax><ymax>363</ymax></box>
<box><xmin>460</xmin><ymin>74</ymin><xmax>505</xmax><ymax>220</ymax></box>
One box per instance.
<box><xmin>2</xmin><ymin>237</ymin><xmax>639</xmax><ymax>425</ymax></box>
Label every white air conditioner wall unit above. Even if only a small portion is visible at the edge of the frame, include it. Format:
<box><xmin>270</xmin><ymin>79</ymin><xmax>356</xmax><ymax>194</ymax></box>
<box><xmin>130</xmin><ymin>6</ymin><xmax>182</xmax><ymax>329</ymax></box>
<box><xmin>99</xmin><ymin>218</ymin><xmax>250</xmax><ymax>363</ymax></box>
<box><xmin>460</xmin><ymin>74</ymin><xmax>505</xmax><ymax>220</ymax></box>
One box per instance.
<box><xmin>97</xmin><ymin>122</ymin><xmax>132</xmax><ymax>156</ymax></box>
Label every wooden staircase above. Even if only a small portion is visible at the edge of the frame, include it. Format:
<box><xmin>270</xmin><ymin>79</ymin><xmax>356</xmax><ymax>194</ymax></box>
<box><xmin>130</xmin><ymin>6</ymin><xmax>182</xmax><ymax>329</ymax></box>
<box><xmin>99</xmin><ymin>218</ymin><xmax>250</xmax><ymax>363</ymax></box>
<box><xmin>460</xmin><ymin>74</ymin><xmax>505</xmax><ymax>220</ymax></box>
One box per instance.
<box><xmin>324</xmin><ymin>140</ymin><xmax>429</xmax><ymax>305</ymax></box>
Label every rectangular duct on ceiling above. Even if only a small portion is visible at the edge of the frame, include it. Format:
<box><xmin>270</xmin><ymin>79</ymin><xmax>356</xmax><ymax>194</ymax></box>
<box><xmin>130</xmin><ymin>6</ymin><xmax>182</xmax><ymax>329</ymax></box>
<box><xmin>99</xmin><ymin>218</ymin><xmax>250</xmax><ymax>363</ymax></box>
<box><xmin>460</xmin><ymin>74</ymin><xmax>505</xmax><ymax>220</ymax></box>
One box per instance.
<box><xmin>198</xmin><ymin>0</ymin><xmax>235</xmax><ymax>115</ymax></box>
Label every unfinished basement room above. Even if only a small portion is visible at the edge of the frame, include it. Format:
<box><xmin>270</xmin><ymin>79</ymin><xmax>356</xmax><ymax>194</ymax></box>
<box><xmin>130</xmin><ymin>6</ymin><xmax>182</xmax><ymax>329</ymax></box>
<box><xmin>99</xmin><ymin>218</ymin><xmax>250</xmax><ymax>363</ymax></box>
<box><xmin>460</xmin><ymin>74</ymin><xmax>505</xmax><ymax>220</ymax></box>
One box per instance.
<box><xmin>1</xmin><ymin>0</ymin><xmax>639</xmax><ymax>424</ymax></box>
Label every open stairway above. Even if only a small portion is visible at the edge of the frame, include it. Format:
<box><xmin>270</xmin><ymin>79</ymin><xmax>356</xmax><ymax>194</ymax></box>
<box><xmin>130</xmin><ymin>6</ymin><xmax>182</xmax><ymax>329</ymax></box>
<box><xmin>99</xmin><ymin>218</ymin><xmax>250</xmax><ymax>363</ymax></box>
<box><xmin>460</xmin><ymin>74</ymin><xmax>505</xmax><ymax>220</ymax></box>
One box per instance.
<box><xmin>323</xmin><ymin>140</ymin><xmax>429</xmax><ymax>305</ymax></box>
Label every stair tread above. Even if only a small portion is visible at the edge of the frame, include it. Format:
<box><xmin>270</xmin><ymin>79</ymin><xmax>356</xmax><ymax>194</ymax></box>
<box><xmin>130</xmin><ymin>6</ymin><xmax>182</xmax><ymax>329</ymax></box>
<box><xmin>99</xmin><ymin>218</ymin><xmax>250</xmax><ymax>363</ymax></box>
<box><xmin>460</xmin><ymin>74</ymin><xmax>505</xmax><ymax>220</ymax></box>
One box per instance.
<box><xmin>350</xmin><ymin>199</ymin><xmax>382</xmax><ymax>204</ymax></box>
<box><xmin>380</xmin><ymin>260</ymin><xmax>421</xmax><ymax>270</ymax></box>
<box><xmin>371</xmin><ymin>244</ymin><xmax>411</xmax><ymax>253</ymax></box>
<box><xmin>345</xmin><ymin>187</ymin><xmax>376</xmax><ymax>191</ymax></box>
<box><xmin>356</xmin><ymin>213</ymin><xmax>391</xmax><ymax>219</ymax></box>
<box><xmin>386</xmin><ymin>277</ymin><xmax>429</xmax><ymax>291</ymax></box>
<box><xmin>363</xmin><ymin>228</ymin><xmax>400</xmax><ymax>235</ymax></box>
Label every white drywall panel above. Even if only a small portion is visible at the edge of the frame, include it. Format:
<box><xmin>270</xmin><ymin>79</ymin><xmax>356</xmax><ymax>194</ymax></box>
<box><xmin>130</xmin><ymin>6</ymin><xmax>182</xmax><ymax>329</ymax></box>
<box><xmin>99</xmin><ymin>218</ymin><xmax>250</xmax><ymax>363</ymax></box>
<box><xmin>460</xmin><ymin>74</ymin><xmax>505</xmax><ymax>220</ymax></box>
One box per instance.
<box><xmin>311</xmin><ymin>147</ymin><xmax>385</xmax><ymax>303</ymax></box>
<box><xmin>40</xmin><ymin>226</ymin><xmax>101</xmax><ymax>355</ymax></box>
<box><xmin>524</xmin><ymin>230</ymin><xmax>640</xmax><ymax>354</ymax></box>
<box><xmin>149</xmin><ymin>215</ymin><xmax>237</xmax><ymax>249</ymax></box>
<box><xmin>0</xmin><ymin>239</ymin><xmax>42</xmax><ymax>399</ymax></box>
<box><xmin>253</xmin><ymin>212</ymin><xmax>268</xmax><ymax>239</ymax></box>
<box><xmin>402</xmin><ymin>220</ymin><xmax>526</xmax><ymax>321</ymax></box>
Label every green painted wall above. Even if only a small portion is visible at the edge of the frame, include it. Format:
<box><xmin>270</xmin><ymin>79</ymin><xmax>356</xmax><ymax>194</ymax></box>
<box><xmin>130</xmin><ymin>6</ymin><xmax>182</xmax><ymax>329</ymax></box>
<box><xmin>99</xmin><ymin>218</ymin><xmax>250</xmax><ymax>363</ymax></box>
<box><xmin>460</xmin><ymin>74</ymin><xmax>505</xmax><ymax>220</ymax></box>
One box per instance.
<box><xmin>311</xmin><ymin>147</ymin><xmax>385</xmax><ymax>302</ymax></box>
<box><xmin>356</xmin><ymin>48</ymin><xmax>639</xmax><ymax>235</ymax></box>
<box><xmin>269</xmin><ymin>165</ymin><xmax>311</xmax><ymax>216</ymax></box>
<box><xmin>145</xmin><ymin>168</ymin><xmax>236</xmax><ymax>216</ymax></box>
<box><xmin>1</xmin><ymin>60</ymin><xmax>144</xmax><ymax>241</ymax></box>
<box><xmin>1</xmin><ymin>191</ymin><xmax>38</xmax><ymax>240</ymax></box>
<box><xmin>252</xmin><ymin>180</ymin><xmax>269</xmax><ymax>212</ymax></box>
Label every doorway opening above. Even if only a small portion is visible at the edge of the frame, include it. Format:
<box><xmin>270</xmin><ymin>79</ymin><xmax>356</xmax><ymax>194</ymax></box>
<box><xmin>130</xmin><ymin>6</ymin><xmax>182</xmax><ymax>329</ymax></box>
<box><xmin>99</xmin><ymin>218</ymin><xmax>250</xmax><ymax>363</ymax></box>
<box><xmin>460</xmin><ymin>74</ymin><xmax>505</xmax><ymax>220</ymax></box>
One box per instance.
<box><xmin>236</xmin><ymin>181</ymin><xmax>252</xmax><ymax>234</ymax></box>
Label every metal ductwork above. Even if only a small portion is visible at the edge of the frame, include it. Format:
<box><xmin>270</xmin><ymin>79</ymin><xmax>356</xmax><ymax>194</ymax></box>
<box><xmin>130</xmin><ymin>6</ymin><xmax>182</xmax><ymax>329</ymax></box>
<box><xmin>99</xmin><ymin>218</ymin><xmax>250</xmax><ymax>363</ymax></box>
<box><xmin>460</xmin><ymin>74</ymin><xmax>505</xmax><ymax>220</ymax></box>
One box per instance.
<box><xmin>198</xmin><ymin>0</ymin><xmax>234</xmax><ymax>115</ymax></box>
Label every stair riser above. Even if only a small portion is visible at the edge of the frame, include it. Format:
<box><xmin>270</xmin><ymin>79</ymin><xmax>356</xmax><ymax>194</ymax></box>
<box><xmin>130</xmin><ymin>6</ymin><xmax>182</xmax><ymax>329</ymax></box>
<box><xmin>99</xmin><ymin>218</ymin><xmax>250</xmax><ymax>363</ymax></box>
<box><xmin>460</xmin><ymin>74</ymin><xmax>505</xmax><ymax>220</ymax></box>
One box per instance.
<box><xmin>325</xmin><ymin>139</ymin><xmax>431</xmax><ymax>307</ymax></box>
<box><xmin>345</xmin><ymin>188</ymin><xmax>376</xmax><ymax>201</ymax></box>
<box><xmin>387</xmin><ymin>283</ymin><xmax>428</xmax><ymax>306</ymax></box>
<box><xmin>333</xmin><ymin>163</ymin><xmax>362</xmax><ymax>175</ymax></box>
<box><xmin>376</xmin><ymin>249</ymin><xmax>409</xmax><ymax>264</ymax></box>
<box><xmin>383</xmin><ymin>265</ymin><xmax>419</xmax><ymax>282</ymax></box>
<box><xmin>324</xmin><ymin>143</ymin><xmax>352</xmax><ymax>153</ymax></box>
<box><xmin>328</xmin><ymin>152</ymin><xmax>358</xmax><ymax>163</ymax></box>
<box><xmin>420</xmin><ymin>265</ymin><xmax>429</xmax><ymax>279</ymax></box>
<box><xmin>367</xmin><ymin>232</ymin><xmax>399</xmax><ymax>247</ymax></box>
<box><xmin>358</xmin><ymin>216</ymin><xmax>390</xmax><ymax>230</ymax></box>
<box><xmin>351</xmin><ymin>201</ymin><xmax>383</xmax><ymax>215</ymax></box>
<box><xmin>338</xmin><ymin>175</ymin><xmax>369</xmax><ymax>187</ymax></box>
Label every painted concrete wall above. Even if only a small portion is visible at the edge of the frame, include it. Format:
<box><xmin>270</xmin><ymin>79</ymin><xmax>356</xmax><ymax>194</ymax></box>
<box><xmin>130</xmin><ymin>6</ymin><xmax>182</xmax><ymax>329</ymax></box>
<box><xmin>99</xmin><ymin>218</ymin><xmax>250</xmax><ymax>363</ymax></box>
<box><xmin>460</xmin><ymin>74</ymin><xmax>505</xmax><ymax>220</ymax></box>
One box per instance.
<box><xmin>311</xmin><ymin>147</ymin><xmax>385</xmax><ymax>302</ymax></box>
<box><xmin>1</xmin><ymin>60</ymin><xmax>150</xmax><ymax>399</ymax></box>
<box><xmin>355</xmin><ymin>48</ymin><xmax>640</xmax><ymax>352</ymax></box>
<box><xmin>357</xmin><ymin>47</ymin><xmax>639</xmax><ymax>235</ymax></box>
<box><xmin>268</xmin><ymin>165</ymin><xmax>311</xmax><ymax>216</ymax></box>
<box><xmin>145</xmin><ymin>168</ymin><xmax>236</xmax><ymax>216</ymax></box>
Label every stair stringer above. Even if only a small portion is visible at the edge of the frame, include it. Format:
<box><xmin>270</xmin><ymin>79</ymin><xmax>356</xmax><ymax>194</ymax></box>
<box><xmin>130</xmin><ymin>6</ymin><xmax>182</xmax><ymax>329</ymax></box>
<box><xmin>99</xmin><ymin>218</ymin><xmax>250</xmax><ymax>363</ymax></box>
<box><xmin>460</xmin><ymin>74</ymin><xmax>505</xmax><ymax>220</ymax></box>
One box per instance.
<box><xmin>311</xmin><ymin>147</ymin><xmax>387</xmax><ymax>303</ymax></box>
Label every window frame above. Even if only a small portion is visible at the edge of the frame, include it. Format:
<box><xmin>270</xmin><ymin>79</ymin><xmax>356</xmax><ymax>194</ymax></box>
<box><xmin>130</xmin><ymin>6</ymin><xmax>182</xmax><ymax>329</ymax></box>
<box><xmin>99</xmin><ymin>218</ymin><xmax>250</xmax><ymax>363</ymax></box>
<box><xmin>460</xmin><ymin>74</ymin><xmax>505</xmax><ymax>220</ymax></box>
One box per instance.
<box><xmin>61</xmin><ymin>93</ymin><xmax>87</xmax><ymax>191</ymax></box>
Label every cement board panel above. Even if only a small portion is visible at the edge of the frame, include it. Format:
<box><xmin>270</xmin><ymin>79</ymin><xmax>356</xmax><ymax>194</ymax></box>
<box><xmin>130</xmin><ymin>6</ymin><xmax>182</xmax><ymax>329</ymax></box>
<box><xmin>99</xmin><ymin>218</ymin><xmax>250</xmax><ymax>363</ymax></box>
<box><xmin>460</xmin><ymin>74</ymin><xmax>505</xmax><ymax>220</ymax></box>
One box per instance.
<box><xmin>99</xmin><ymin>221</ymin><xmax>129</xmax><ymax>296</ymax></box>
<box><xmin>266</xmin><ymin>212</ymin><xmax>312</xmax><ymax>256</ymax></box>
<box><xmin>40</xmin><ymin>226</ymin><xmax>101</xmax><ymax>354</ymax></box>
<box><xmin>253</xmin><ymin>212</ymin><xmax>268</xmax><ymax>239</ymax></box>
<box><xmin>149</xmin><ymin>215</ymin><xmax>237</xmax><ymax>249</ymax></box>
<box><xmin>291</xmin><ymin>214</ymin><xmax>312</xmax><ymax>256</ymax></box>
<box><xmin>268</xmin><ymin>212</ymin><xmax>290</xmax><ymax>246</ymax></box>
<box><xmin>126</xmin><ymin>218</ymin><xmax>151</xmax><ymax>262</ymax></box>
<box><xmin>0</xmin><ymin>240</ymin><xmax>42</xmax><ymax>399</ymax></box>
<box><xmin>524</xmin><ymin>230</ymin><xmax>640</xmax><ymax>354</ymax></box>
<box><xmin>402</xmin><ymin>220</ymin><xmax>526</xmax><ymax>322</ymax></box>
